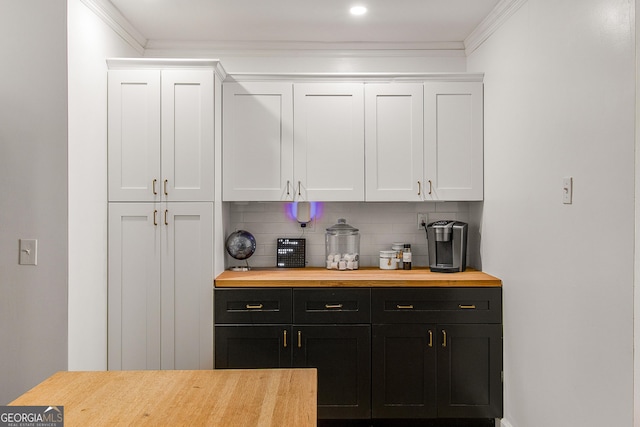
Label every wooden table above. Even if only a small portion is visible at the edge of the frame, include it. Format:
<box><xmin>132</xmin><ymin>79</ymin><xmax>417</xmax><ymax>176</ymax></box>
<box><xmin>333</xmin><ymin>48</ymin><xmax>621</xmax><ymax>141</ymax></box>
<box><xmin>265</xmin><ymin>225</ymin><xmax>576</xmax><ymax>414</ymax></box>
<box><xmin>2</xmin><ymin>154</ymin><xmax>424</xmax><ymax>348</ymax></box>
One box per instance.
<box><xmin>10</xmin><ymin>369</ymin><xmax>317</xmax><ymax>426</ymax></box>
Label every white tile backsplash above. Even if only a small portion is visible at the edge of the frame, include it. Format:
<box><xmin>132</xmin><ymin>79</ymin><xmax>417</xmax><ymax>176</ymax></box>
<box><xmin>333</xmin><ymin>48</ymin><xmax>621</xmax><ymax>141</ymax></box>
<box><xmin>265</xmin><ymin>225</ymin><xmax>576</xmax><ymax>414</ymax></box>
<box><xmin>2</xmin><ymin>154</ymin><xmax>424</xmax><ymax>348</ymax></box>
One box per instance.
<box><xmin>224</xmin><ymin>201</ymin><xmax>479</xmax><ymax>269</ymax></box>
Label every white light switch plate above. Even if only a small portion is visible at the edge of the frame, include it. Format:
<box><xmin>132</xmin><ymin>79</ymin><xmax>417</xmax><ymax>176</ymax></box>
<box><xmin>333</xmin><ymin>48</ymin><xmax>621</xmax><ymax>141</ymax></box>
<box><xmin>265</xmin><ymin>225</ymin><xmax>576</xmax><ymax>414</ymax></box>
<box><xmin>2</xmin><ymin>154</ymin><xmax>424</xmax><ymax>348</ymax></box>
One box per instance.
<box><xmin>562</xmin><ymin>177</ymin><xmax>573</xmax><ymax>204</ymax></box>
<box><xmin>19</xmin><ymin>239</ymin><xmax>37</xmax><ymax>265</ymax></box>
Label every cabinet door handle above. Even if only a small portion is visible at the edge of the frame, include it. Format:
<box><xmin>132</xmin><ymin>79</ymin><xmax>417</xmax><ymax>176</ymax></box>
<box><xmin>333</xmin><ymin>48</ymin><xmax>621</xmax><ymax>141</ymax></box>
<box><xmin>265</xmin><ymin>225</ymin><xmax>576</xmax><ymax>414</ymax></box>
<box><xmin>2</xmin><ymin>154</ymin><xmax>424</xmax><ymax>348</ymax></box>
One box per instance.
<box><xmin>417</xmin><ymin>181</ymin><xmax>422</xmax><ymax>196</ymax></box>
<box><xmin>428</xmin><ymin>180</ymin><xmax>433</xmax><ymax>195</ymax></box>
<box><xmin>297</xmin><ymin>330</ymin><xmax>302</xmax><ymax>348</ymax></box>
<box><xmin>163</xmin><ymin>179</ymin><xmax>168</xmax><ymax>195</ymax></box>
<box><xmin>286</xmin><ymin>180</ymin><xmax>291</xmax><ymax>196</ymax></box>
<box><xmin>428</xmin><ymin>330</ymin><xmax>433</xmax><ymax>348</ymax></box>
<box><xmin>442</xmin><ymin>330</ymin><xmax>447</xmax><ymax>348</ymax></box>
<box><xmin>283</xmin><ymin>330</ymin><xmax>288</xmax><ymax>348</ymax></box>
<box><xmin>153</xmin><ymin>210</ymin><xmax>158</xmax><ymax>226</ymax></box>
<box><xmin>325</xmin><ymin>303</ymin><xmax>343</xmax><ymax>309</ymax></box>
<box><xmin>164</xmin><ymin>209</ymin><xmax>168</xmax><ymax>226</ymax></box>
<box><xmin>459</xmin><ymin>304</ymin><xmax>476</xmax><ymax>309</ymax></box>
<box><xmin>396</xmin><ymin>304</ymin><xmax>414</xmax><ymax>310</ymax></box>
<box><xmin>152</xmin><ymin>179</ymin><xmax>158</xmax><ymax>195</ymax></box>
<box><xmin>245</xmin><ymin>304</ymin><xmax>263</xmax><ymax>310</ymax></box>
<box><xmin>298</xmin><ymin>181</ymin><xmax>301</xmax><ymax>196</ymax></box>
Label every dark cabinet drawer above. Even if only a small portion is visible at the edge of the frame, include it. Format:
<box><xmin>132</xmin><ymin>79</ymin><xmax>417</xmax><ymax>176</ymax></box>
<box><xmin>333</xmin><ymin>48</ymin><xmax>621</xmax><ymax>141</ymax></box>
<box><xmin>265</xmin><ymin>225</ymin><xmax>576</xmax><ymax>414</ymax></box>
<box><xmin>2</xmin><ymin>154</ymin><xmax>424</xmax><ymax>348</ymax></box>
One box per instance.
<box><xmin>294</xmin><ymin>288</ymin><xmax>371</xmax><ymax>324</ymax></box>
<box><xmin>372</xmin><ymin>287</ymin><xmax>501</xmax><ymax>324</ymax></box>
<box><xmin>215</xmin><ymin>288</ymin><xmax>292</xmax><ymax>324</ymax></box>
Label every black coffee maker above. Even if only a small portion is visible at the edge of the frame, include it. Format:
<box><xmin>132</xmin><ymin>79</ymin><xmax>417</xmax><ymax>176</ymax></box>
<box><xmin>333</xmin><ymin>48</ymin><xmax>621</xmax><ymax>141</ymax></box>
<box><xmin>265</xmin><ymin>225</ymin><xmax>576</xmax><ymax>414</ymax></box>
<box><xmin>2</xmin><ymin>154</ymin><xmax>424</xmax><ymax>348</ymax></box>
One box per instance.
<box><xmin>426</xmin><ymin>220</ymin><xmax>468</xmax><ymax>273</ymax></box>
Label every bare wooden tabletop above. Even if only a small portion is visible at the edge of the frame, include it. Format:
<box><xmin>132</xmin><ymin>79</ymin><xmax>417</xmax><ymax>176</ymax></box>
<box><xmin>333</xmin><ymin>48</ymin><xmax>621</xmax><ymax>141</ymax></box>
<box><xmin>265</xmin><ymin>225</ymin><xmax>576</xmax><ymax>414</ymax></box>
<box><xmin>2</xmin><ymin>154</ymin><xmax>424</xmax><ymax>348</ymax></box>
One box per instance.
<box><xmin>10</xmin><ymin>369</ymin><xmax>317</xmax><ymax>427</ymax></box>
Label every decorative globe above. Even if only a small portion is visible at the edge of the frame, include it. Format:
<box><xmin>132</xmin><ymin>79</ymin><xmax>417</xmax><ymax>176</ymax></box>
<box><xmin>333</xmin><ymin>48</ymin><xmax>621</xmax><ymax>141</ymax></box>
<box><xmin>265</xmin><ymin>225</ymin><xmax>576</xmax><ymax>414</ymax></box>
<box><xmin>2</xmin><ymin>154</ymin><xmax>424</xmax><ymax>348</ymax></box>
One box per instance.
<box><xmin>225</xmin><ymin>230</ymin><xmax>256</xmax><ymax>260</ymax></box>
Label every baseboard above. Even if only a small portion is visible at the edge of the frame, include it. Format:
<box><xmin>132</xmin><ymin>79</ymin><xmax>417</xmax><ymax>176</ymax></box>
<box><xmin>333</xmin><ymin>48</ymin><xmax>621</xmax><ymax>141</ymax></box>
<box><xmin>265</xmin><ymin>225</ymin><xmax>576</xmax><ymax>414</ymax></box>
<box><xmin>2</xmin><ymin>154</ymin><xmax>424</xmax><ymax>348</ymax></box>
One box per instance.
<box><xmin>500</xmin><ymin>418</ymin><xmax>514</xmax><ymax>427</ymax></box>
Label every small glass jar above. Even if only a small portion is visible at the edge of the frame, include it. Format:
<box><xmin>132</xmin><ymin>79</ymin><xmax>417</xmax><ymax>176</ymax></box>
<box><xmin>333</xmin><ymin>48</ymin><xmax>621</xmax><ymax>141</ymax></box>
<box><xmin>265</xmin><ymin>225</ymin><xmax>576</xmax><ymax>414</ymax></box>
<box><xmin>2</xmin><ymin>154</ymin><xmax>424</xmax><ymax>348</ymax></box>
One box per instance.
<box><xmin>325</xmin><ymin>218</ymin><xmax>360</xmax><ymax>270</ymax></box>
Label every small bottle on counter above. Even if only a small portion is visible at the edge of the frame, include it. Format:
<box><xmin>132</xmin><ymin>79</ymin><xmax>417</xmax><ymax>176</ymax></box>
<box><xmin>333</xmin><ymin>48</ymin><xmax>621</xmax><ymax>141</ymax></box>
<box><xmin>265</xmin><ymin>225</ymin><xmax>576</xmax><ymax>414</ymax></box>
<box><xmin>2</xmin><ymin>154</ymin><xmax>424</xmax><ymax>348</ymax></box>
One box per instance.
<box><xmin>402</xmin><ymin>244</ymin><xmax>412</xmax><ymax>270</ymax></box>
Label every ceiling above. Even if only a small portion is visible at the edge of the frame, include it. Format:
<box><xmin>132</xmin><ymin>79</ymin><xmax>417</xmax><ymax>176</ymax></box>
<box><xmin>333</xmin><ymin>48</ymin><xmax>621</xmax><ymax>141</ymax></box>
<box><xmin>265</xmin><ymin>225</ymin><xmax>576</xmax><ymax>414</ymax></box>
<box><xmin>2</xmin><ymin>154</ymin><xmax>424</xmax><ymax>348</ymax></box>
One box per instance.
<box><xmin>107</xmin><ymin>0</ymin><xmax>502</xmax><ymax>50</ymax></box>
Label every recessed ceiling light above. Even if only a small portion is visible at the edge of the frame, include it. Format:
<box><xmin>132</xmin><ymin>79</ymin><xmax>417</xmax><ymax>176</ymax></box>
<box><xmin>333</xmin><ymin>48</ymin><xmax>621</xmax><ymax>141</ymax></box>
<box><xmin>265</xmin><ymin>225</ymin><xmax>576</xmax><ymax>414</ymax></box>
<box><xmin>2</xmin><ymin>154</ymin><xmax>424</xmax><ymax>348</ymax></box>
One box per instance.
<box><xmin>350</xmin><ymin>5</ymin><xmax>367</xmax><ymax>16</ymax></box>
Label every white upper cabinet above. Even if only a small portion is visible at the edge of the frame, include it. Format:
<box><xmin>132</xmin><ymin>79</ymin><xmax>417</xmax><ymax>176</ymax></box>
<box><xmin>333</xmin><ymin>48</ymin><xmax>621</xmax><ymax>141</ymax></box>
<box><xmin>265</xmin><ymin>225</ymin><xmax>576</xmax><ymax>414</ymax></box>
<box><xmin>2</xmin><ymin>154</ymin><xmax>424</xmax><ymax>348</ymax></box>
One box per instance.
<box><xmin>365</xmin><ymin>84</ymin><xmax>424</xmax><ymax>201</ymax></box>
<box><xmin>108</xmin><ymin>69</ymin><xmax>214</xmax><ymax>202</ymax></box>
<box><xmin>294</xmin><ymin>83</ymin><xmax>364</xmax><ymax>201</ymax></box>
<box><xmin>365</xmin><ymin>81</ymin><xmax>484</xmax><ymax>201</ymax></box>
<box><xmin>424</xmin><ymin>82</ymin><xmax>484</xmax><ymax>201</ymax></box>
<box><xmin>222</xmin><ymin>76</ymin><xmax>483</xmax><ymax>202</ymax></box>
<box><xmin>108</xmin><ymin>70</ymin><xmax>161</xmax><ymax>202</ymax></box>
<box><xmin>222</xmin><ymin>82</ymin><xmax>294</xmax><ymax>201</ymax></box>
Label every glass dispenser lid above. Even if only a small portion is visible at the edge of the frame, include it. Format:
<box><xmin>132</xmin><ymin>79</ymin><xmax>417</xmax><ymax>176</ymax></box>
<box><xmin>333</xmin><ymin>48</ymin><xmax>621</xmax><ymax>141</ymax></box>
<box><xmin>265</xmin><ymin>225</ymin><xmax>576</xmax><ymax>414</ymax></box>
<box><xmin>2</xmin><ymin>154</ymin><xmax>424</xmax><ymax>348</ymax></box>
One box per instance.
<box><xmin>326</xmin><ymin>218</ymin><xmax>359</xmax><ymax>235</ymax></box>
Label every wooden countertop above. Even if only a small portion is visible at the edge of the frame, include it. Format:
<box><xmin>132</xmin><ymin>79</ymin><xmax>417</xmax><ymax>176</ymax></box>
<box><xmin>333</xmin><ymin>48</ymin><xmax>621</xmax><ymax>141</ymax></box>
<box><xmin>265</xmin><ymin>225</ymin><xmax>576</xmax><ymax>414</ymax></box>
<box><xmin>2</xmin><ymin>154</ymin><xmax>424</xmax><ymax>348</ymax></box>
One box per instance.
<box><xmin>215</xmin><ymin>267</ymin><xmax>501</xmax><ymax>288</ymax></box>
<box><xmin>10</xmin><ymin>369</ymin><xmax>317</xmax><ymax>427</ymax></box>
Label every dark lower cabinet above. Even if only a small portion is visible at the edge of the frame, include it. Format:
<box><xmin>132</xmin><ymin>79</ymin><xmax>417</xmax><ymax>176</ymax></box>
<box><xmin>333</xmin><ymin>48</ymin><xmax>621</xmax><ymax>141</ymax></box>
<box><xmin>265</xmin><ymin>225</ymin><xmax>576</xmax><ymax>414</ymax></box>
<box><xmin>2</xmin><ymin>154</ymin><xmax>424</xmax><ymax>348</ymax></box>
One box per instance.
<box><xmin>215</xmin><ymin>325</ymin><xmax>291</xmax><ymax>368</ymax></box>
<box><xmin>372</xmin><ymin>323</ymin><xmax>502</xmax><ymax>420</ymax></box>
<box><xmin>437</xmin><ymin>324</ymin><xmax>503</xmax><ymax>418</ymax></box>
<box><xmin>294</xmin><ymin>325</ymin><xmax>371</xmax><ymax>419</ymax></box>
<box><xmin>215</xmin><ymin>286</ymin><xmax>503</xmax><ymax>423</ymax></box>
<box><xmin>372</xmin><ymin>324</ymin><xmax>437</xmax><ymax>418</ymax></box>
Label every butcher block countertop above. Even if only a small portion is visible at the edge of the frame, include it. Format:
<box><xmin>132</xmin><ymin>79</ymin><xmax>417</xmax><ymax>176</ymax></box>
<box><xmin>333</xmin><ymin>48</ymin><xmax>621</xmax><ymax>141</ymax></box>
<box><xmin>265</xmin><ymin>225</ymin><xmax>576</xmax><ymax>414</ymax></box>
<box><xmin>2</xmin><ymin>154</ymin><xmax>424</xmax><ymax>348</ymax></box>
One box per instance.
<box><xmin>215</xmin><ymin>267</ymin><xmax>501</xmax><ymax>288</ymax></box>
<box><xmin>10</xmin><ymin>369</ymin><xmax>317</xmax><ymax>427</ymax></box>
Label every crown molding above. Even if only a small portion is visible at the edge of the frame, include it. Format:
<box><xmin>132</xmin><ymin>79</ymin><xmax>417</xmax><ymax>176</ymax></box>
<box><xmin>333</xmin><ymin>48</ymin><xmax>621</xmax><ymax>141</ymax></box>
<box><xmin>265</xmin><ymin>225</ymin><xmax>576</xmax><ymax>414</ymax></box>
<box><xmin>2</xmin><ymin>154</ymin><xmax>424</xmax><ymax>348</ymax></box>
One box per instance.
<box><xmin>464</xmin><ymin>0</ymin><xmax>528</xmax><ymax>55</ymax></box>
<box><xmin>143</xmin><ymin>40</ymin><xmax>467</xmax><ymax>58</ymax></box>
<box><xmin>225</xmin><ymin>72</ymin><xmax>484</xmax><ymax>83</ymax></box>
<box><xmin>80</xmin><ymin>0</ymin><xmax>147</xmax><ymax>54</ymax></box>
<box><xmin>106</xmin><ymin>58</ymin><xmax>227</xmax><ymax>79</ymax></box>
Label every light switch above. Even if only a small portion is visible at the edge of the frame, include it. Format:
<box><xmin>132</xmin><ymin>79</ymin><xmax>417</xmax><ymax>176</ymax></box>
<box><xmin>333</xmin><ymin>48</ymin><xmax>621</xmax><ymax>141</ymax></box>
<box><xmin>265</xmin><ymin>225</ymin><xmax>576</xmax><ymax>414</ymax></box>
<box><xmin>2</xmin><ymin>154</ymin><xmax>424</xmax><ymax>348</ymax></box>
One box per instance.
<box><xmin>562</xmin><ymin>177</ymin><xmax>573</xmax><ymax>204</ymax></box>
<box><xmin>19</xmin><ymin>239</ymin><xmax>37</xmax><ymax>265</ymax></box>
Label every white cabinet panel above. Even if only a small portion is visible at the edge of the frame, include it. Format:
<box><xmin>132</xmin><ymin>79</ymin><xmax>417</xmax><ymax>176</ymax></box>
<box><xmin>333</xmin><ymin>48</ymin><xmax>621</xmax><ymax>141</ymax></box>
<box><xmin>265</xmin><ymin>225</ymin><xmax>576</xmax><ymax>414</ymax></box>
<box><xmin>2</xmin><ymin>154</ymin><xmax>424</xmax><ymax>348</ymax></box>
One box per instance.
<box><xmin>424</xmin><ymin>82</ymin><xmax>483</xmax><ymax>201</ymax></box>
<box><xmin>162</xmin><ymin>70</ymin><xmax>215</xmax><ymax>201</ymax></box>
<box><xmin>294</xmin><ymin>83</ymin><xmax>364</xmax><ymax>201</ymax></box>
<box><xmin>365</xmin><ymin>84</ymin><xmax>423</xmax><ymax>201</ymax></box>
<box><xmin>109</xmin><ymin>69</ymin><xmax>215</xmax><ymax>202</ymax></box>
<box><xmin>108</xmin><ymin>203</ymin><xmax>161</xmax><ymax>370</ymax></box>
<box><xmin>108</xmin><ymin>202</ymin><xmax>214</xmax><ymax>371</ymax></box>
<box><xmin>108</xmin><ymin>71</ymin><xmax>161</xmax><ymax>202</ymax></box>
<box><xmin>160</xmin><ymin>203</ymin><xmax>213</xmax><ymax>369</ymax></box>
<box><xmin>223</xmin><ymin>82</ymin><xmax>293</xmax><ymax>201</ymax></box>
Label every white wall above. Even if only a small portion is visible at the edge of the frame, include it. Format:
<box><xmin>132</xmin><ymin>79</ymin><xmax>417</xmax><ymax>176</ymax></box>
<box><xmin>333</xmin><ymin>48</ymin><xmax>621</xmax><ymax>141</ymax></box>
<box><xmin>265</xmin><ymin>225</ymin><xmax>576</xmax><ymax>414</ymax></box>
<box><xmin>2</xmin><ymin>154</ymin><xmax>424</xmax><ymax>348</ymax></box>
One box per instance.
<box><xmin>467</xmin><ymin>1</ymin><xmax>635</xmax><ymax>426</ymax></box>
<box><xmin>0</xmin><ymin>0</ymin><xmax>68</xmax><ymax>404</ymax></box>
<box><xmin>67</xmin><ymin>0</ymin><xmax>140</xmax><ymax>371</ymax></box>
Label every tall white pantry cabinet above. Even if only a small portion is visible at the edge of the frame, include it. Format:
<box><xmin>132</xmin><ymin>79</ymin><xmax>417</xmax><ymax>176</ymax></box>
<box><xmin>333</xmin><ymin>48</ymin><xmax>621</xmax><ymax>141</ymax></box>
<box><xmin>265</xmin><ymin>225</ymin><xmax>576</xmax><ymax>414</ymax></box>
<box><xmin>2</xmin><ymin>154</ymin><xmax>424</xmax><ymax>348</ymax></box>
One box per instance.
<box><xmin>107</xmin><ymin>59</ymin><xmax>223</xmax><ymax>370</ymax></box>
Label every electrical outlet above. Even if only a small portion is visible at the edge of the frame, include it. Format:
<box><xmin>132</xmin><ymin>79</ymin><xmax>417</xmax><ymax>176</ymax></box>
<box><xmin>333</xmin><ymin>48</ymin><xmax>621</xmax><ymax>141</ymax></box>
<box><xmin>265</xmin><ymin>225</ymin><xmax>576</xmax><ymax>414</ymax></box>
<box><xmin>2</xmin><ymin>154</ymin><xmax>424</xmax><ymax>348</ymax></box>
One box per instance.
<box><xmin>417</xmin><ymin>213</ymin><xmax>428</xmax><ymax>230</ymax></box>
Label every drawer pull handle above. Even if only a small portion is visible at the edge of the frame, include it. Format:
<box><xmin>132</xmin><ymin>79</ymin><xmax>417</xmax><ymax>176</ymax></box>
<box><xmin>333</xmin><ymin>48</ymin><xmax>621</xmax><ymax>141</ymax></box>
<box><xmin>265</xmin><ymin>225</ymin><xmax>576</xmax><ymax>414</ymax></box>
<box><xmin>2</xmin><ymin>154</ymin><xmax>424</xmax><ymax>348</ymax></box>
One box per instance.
<box><xmin>246</xmin><ymin>304</ymin><xmax>263</xmax><ymax>310</ymax></box>
<box><xmin>459</xmin><ymin>304</ymin><xmax>476</xmax><ymax>309</ymax></box>
<box><xmin>428</xmin><ymin>330</ymin><xmax>433</xmax><ymax>348</ymax></box>
<box><xmin>297</xmin><ymin>331</ymin><xmax>302</xmax><ymax>348</ymax></box>
<box><xmin>396</xmin><ymin>304</ymin><xmax>414</xmax><ymax>310</ymax></box>
<box><xmin>325</xmin><ymin>304</ymin><xmax>343</xmax><ymax>309</ymax></box>
<box><xmin>283</xmin><ymin>330</ymin><xmax>287</xmax><ymax>348</ymax></box>
<box><xmin>442</xmin><ymin>330</ymin><xmax>447</xmax><ymax>348</ymax></box>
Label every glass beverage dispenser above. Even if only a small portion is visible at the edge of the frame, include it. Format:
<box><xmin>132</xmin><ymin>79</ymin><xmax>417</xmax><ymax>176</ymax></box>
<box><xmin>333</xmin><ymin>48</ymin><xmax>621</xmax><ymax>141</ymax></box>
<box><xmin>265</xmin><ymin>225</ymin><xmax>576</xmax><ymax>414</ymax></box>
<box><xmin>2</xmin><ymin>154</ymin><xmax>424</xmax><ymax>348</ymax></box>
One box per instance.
<box><xmin>325</xmin><ymin>218</ymin><xmax>360</xmax><ymax>270</ymax></box>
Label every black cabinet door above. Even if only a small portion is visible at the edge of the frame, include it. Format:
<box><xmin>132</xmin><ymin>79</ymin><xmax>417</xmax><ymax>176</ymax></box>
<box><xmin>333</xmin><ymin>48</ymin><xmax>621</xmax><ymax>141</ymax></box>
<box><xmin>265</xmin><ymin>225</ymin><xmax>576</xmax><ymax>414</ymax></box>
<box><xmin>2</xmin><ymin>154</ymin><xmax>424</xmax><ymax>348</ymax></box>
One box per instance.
<box><xmin>293</xmin><ymin>325</ymin><xmax>371</xmax><ymax>419</ymax></box>
<box><xmin>371</xmin><ymin>324</ymin><xmax>437</xmax><ymax>419</ymax></box>
<box><xmin>437</xmin><ymin>324</ymin><xmax>503</xmax><ymax>418</ymax></box>
<box><xmin>215</xmin><ymin>325</ymin><xmax>292</xmax><ymax>368</ymax></box>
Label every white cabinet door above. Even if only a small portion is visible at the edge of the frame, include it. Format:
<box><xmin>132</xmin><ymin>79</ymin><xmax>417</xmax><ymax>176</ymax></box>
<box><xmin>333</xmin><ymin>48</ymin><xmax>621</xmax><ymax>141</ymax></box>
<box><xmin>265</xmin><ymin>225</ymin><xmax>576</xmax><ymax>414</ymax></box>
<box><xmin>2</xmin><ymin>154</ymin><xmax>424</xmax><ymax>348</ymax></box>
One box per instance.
<box><xmin>424</xmin><ymin>82</ymin><xmax>484</xmax><ymax>201</ymax></box>
<box><xmin>108</xmin><ymin>202</ymin><xmax>214</xmax><ymax>371</ymax></box>
<box><xmin>294</xmin><ymin>83</ymin><xmax>365</xmax><ymax>201</ymax></box>
<box><xmin>365</xmin><ymin>84</ymin><xmax>424</xmax><ymax>201</ymax></box>
<box><xmin>108</xmin><ymin>203</ymin><xmax>161</xmax><ymax>370</ymax></box>
<box><xmin>160</xmin><ymin>202</ymin><xmax>213</xmax><ymax>369</ymax></box>
<box><xmin>108</xmin><ymin>70</ymin><xmax>161</xmax><ymax>202</ymax></box>
<box><xmin>222</xmin><ymin>82</ymin><xmax>294</xmax><ymax>201</ymax></box>
<box><xmin>162</xmin><ymin>70</ymin><xmax>215</xmax><ymax>202</ymax></box>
